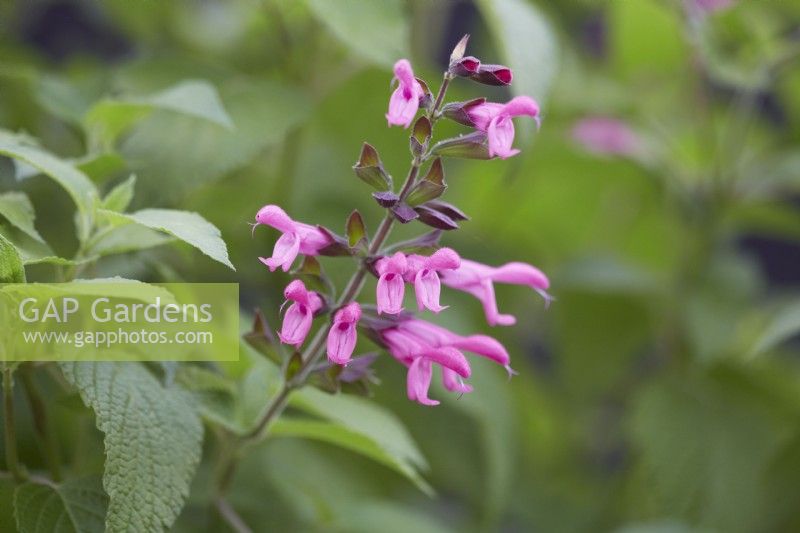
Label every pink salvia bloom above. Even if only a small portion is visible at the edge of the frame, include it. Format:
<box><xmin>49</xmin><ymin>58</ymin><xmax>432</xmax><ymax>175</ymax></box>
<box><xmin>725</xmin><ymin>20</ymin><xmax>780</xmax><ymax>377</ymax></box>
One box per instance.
<box><xmin>467</xmin><ymin>96</ymin><xmax>540</xmax><ymax>159</ymax></box>
<box><xmin>278</xmin><ymin>280</ymin><xmax>323</xmax><ymax>347</ymax></box>
<box><xmin>382</xmin><ymin>318</ymin><xmax>513</xmax><ymax>405</ymax></box>
<box><xmin>255</xmin><ymin>205</ymin><xmax>332</xmax><ymax>272</ymax></box>
<box><xmin>327</xmin><ymin>302</ymin><xmax>361</xmax><ymax>365</ymax></box>
<box><xmin>441</xmin><ymin>259</ymin><xmax>550</xmax><ymax>326</ymax></box>
<box><xmin>386</xmin><ymin>59</ymin><xmax>425</xmax><ymax>128</ymax></box>
<box><xmin>375</xmin><ymin>252</ymin><xmax>408</xmax><ymax>314</ymax></box>
<box><xmin>572</xmin><ymin>117</ymin><xmax>643</xmax><ymax>157</ymax></box>
<box><xmin>405</xmin><ymin>248</ymin><xmax>461</xmax><ymax>313</ymax></box>
<box><xmin>407</xmin><ymin>357</ymin><xmax>438</xmax><ymax>406</ymax></box>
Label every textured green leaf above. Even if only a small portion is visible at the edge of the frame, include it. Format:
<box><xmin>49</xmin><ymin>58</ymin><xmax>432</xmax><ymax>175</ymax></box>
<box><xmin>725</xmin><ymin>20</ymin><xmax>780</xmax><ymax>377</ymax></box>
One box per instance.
<box><xmin>13</xmin><ymin>477</ymin><xmax>107</xmax><ymax>533</ymax></box>
<box><xmin>0</xmin><ymin>136</ymin><xmax>97</xmax><ymax>241</ymax></box>
<box><xmin>477</xmin><ymin>0</ymin><xmax>558</xmax><ymax>103</ymax></box>
<box><xmin>85</xmin><ymin>80</ymin><xmax>234</xmax><ymax>149</ymax></box>
<box><xmin>290</xmin><ymin>386</ymin><xmax>431</xmax><ymax>494</ymax></box>
<box><xmin>0</xmin><ymin>233</ymin><xmax>26</xmax><ymax>283</ymax></box>
<box><xmin>306</xmin><ymin>0</ymin><xmax>409</xmax><ymax>68</ymax></box>
<box><xmin>59</xmin><ymin>362</ymin><xmax>203</xmax><ymax>533</ymax></box>
<box><xmin>86</xmin><ymin>224</ymin><xmax>173</xmax><ymax>257</ymax></box>
<box><xmin>101</xmin><ymin>175</ymin><xmax>136</xmax><ymax>213</ymax></box>
<box><xmin>99</xmin><ymin>208</ymin><xmax>234</xmax><ymax>269</ymax></box>
<box><xmin>0</xmin><ymin>192</ymin><xmax>45</xmax><ymax>243</ymax></box>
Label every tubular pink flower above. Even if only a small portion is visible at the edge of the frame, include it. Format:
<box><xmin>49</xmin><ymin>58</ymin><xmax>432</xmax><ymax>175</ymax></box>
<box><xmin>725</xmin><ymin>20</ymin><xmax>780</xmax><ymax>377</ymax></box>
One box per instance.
<box><xmin>466</xmin><ymin>96</ymin><xmax>540</xmax><ymax>159</ymax></box>
<box><xmin>386</xmin><ymin>59</ymin><xmax>425</xmax><ymax>128</ymax></box>
<box><xmin>327</xmin><ymin>302</ymin><xmax>362</xmax><ymax>365</ymax></box>
<box><xmin>405</xmin><ymin>248</ymin><xmax>461</xmax><ymax>313</ymax></box>
<box><xmin>407</xmin><ymin>357</ymin><xmax>438</xmax><ymax>406</ymax></box>
<box><xmin>382</xmin><ymin>318</ymin><xmax>513</xmax><ymax>405</ymax></box>
<box><xmin>441</xmin><ymin>259</ymin><xmax>551</xmax><ymax>326</ymax></box>
<box><xmin>278</xmin><ymin>280</ymin><xmax>323</xmax><ymax>347</ymax></box>
<box><xmin>375</xmin><ymin>252</ymin><xmax>408</xmax><ymax>314</ymax></box>
<box><xmin>572</xmin><ymin>117</ymin><xmax>643</xmax><ymax>157</ymax></box>
<box><xmin>255</xmin><ymin>205</ymin><xmax>332</xmax><ymax>272</ymax></box>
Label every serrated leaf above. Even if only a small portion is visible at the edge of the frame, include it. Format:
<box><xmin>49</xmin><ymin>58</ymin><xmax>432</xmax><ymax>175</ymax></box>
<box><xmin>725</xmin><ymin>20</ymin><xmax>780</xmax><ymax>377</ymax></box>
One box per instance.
<box><xmin>13</xmin><ymin>477</ymin><xmax>107</xmax><ymax>533</ymax></box>
<box><xmin>0</xmin><ymin>233</ymin><xmax>26</xmax><ymax>283</ymax></box>
<box><xmin>0</xmin><ymin>137</ymin><xmax>96</xmax><ymax>241</ymax></box>
<box><xmin>346</xmin><ymin>210</ymin><xmax>368</xmax><ymax>249</ymax></box>
<box><xmin>101</xmin><ymin>175</ymin><xmax>136</xmax><ymax>213</ymax></box>
<box><xmin>290</xmin><ymin>386</ymin><xmax>431</xmax><ymax>494</ymax></box>
<box><xmin>85</xmin><ymin>80</ymin><xmax>234</xmax><ymax>149</ymax></box>
<box><xmin>0</xmin><ymin>192</ymin><xmax>45</xmax><ymax>243</ymax></box>
<box><xmin>98</xmin><ymin>208</ymin><xmax>234</xmax><ymax>269</ymax></box>
<box><xmin>306</xmin><ymin>0</ymin><xmax>410</xmax><ymax>68</ymax></box>
<box><xmin>59</xmin><ymin>362</ymin><xmax>203</xmax><ymax>533</ymax></box>
<box><xmin>85</xmin><ymin>224</ymin><xmax>173</xmax><ymax>258</ymax></box>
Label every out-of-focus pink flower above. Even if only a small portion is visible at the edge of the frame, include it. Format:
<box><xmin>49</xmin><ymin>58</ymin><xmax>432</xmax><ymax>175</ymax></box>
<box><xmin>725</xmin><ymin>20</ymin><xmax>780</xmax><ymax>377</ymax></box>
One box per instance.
<box><xmin>467</xmin><ymin>96</ymin><xmax>540</xmax><ymax>159</ymax></box>
<box><xmin>255</xmin><ymin>205</ymin><xmax>332</xmax><ymax>272</ymax></box>
<box><xmin>382</xmin><ymin>318</ymin><xmax>512</xmax><ymax>405</ymax></box>
<box><xmin>691</xmin><ymin>0</ymin><xmax>734</xmax><ymax>13</ymax></box>
<box><xmin>441</xmin><ymin>259</ymin><xmax>551</xmax><ymax>326</ymax></box>
<box><xmin>404</xmin><ymin>248</ymin><xmax>461</xmax><ymax>313</ymax></box>
<box><xmin>386</xmin><ymin>59</ymin><xmax>425</xmax><ymax>128</ymax></box>
<box><xmin>571</xmin><ymin>117</ymin><xmax>643</xmax><ymax>157</ymax></box>
<box><xmin>327</xmin><ymin>302</ymin><xmax>361</xmax><ymax>365</ymax></box>
<box><xmin>375</xmin><ymin>252</ymin><xmax>408</xmax><ymax>314</ymax></box>
<box><xmin>278</xmin><ymin>280</ymin><xmax>323</xmax><ymax>347</ymax></box>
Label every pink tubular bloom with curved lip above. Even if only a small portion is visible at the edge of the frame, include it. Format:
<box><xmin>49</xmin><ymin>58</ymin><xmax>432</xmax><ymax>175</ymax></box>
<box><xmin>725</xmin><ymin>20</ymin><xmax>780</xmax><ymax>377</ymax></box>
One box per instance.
<box><xmin>404</xmin><ymin>248</ymin><xmax>461</xmax><ymax>313</ymax></box>
<box><xmin>382</xmin><ymin>318</ymin><xmax>512</xmax><ymax>405</ymax></box>
<box><xmin>327</xmin><ymin>302</ymin><xmax>362</xmax><ymax>365</ymax></box>
<box><xmin>375</xmin><ymin>252</ymin><xmax>408</xmax><ymax>314</ymax></box>
<box><xmin>278</xmin><ymin>280</ymin><xmax>323</xmax><ymax>347</ymax></box>
<box><xmin>466</xmin><ymin>96</ymin><xmax>540</xmax><ymax>159</ymax></box>
<box><xmin>440</xmin><ymin>259</ymin><xmax>551</xmax><ymax>326</ymax></box>
<box><xmin>255</xmin><ymin>205</ymin><xmax>332</xmax><ymax>272</ymax></box>
<box><xmin>386</xmin><ymin>59</ymin><xmax>425</xmax><ymax>128</ymax></box>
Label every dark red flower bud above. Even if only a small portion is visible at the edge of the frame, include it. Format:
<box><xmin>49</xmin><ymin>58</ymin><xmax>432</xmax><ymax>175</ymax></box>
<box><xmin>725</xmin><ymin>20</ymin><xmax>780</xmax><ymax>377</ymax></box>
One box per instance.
<box><xmin>449</xmin><ymin>56</ymin><xmax>481</xmax><ymax>78</ymax></box>
<box><xmin>470</xmin><ymin>64</ymin><xmax>513</xmax><ymax>86</ymax></box>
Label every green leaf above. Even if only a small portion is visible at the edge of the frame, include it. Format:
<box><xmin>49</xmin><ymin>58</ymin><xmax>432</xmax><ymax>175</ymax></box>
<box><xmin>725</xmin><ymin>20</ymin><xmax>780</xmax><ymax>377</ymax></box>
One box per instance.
<box><xmin>98</xmin><ymin>208</ymin><xmax>234</xmax><ymax>269</ymax></box>
<box><xmin>119</xmin><ymin>79</ymin><xmax>310</xmax><ymax>200</ymax></box>
<box><xmin>406</xmin><ymin>158</ymin><xmax>446</xmax><ymax>206</ymax></box>
<box><xmin>85</xmin><ymin>224</ymin><xmax>173</xmax><ymax>258</ymax></box>
<box><xmin>0</xmin><ymin>136</ymin><xmax>97</xmax><ymax>241</ymax></box>
<box><xmin>346</xmin><ymin>210</ymin><xmax>368</xmax><ymax>249</ymax></box>
<box><xmin>306</xmin><ymin>0</ymin><xmax>410</xmax><ymax>68</ymax></box>
<box><xmin>290</xmin><ymin>386</ymin><xmax>431</xmax><ymax>494</ymax></box>
<box><xmin>271</xmin><ymin>419</ymin><xmax>431</xmax><ymax>493</ymax></box>
<box><xmin>59</xmin><ymin>362</ymin><xmax>203</xmax><ymax>533</ymax></box>
<box><xmin>0</xmin><ymin>233</ymin><xmax>26</xmax><ymax>283</ymax></box>
<box><xmin>477</xmin><ymin>0</ymin><xmax>558</xmax><ymax>103</ymax></box>
<box><xmin>0</xmin><ymin>192</ymin><xmax>45</xmax><ymax>243</ymax></box>
<box><xmin>101</xmin><ymin>175</ymin><xmax>136</xmax><ymax>213</ymax></box>
<box><xmin>353</xmin><ymin>142</ymin><xmax>393</xmax><ymax>191</ymax></box>
<box><xmin>13</xmin><ymin>477</ymin><xmax>107</xmax><ymax>533</ymax></box>
<box><xmin>85</xmin><ymin>80</ymin><xmax>234</xmax><ymax>149</ymax></box>
<box><xmin>747</xmin><ymin>299</ymin><xmax>800</xmax><ymax>357</ymax></box>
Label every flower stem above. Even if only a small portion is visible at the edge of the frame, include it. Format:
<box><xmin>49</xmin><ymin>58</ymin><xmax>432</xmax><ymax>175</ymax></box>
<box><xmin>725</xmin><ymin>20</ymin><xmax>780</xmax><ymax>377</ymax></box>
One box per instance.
<box><xmin>2</xmin><ymin>366</ymin><xmax>25</xmax><ymax>483</ymax></box>
<box><xmin>242</xmin><ymin>71</ymin><xmax>453</xmax><ymax>446</ymax></box>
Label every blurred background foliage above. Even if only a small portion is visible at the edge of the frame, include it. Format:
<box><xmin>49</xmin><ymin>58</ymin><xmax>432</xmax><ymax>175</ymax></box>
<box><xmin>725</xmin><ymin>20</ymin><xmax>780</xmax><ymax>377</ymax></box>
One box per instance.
<box><xmin>1</xmin><ymin>0</ymin><xmax>800</xmax><ymax>531</ymax></box>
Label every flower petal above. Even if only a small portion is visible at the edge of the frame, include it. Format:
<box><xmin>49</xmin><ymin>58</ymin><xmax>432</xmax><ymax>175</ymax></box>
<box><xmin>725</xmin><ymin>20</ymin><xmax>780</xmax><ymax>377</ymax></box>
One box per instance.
<box><xmin>327</xmin><ymin>322</ymin><xmax>357</xmax><ymax>365</ymax></box>
<box><xmin>442</xmin><ymin>367</ymin><xmax>473</xmax><ymax>394</ymax></box>
<box><xmin>260</xmin><ymin>231</ymin><xmax>300</xmax><ymax>272</ymax></box>
<box><xmin>376</xmin><ymin>272</ymin><xmax>406</xmax><ymax>314</ymax></box>
<box><xmin>278</xmin><ymin>303</ymin><xmax>312</xmax><ymax>346</ymax></box>
<box><xmin>487</xmin><ymin>116</ymin><xmax>518</xmax><ymax>159</ymax></box>
<box><xmin>414</xmin><ymin>269</ymin><xmax>445</xmax><ymax>313</ymax></box>
<box><xmin>407</xmin><ymin>357</ymin><xmax>439</xmax><ymax>406</ymax></box>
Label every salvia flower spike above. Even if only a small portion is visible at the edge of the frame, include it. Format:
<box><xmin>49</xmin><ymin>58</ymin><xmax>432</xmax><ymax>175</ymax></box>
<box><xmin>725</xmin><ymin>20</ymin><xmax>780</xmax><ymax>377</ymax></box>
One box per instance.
<box><xmin>252</xmin><ymin>37</ymin><xmax>550</xmax><ymax>408</ymax></box>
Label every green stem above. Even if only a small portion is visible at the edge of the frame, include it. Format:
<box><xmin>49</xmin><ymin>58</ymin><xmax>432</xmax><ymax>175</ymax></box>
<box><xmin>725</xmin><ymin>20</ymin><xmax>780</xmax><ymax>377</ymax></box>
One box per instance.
<box><xmin>2</xmin><ymin>367</ymin><xmax>25</xmax><ymax>482</ymax></box>
<box><xmin>19</xmin><ymin>367</ymin><xmax>61</xmax><ymax>482</ymax></box>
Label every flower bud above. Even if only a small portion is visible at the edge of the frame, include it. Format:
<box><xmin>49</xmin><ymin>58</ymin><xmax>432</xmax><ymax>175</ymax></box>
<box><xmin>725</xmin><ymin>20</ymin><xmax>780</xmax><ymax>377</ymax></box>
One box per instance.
<box><xmin>448</xmin><ymin>56</ymin><xmax>481</xmax><ymax>78</ymax></box>
<box><xmin>441</xmin><ymin>98</ymin><xmax>486</xmax><ymax>128</ymax></box>
<box><xmin>469</xmin><ymin>64</ymin><xmax>513</xmax><ymax>86</ymax></box>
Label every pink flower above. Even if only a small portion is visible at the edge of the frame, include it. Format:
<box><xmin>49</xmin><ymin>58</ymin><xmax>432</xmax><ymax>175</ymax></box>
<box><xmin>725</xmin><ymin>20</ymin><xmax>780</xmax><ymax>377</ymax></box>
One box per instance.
<box><xmin>404</xmin><ymin>248</ymin><xmax>461</xmax><ymax>313</ymax></box>
<box><xmin>467</xmin><ymin>96</ymin><xmax>540</xmax><ymax>159</ymax></box>
<box><xmin>327</xmin><ymin>302</ymin><xmax>362</xmax><ymax>365</ymax></box>
<box><xmin>441</xmin><ymin>259</ymin><xmax>551</xmax><ymax>326</ymax></box>
<box><xmin>255</xmin><ymin>205</ymin><xmax>332</xmax><ymax>272</ymax></box>
<box><xmin>375</xmin><ymin>252</ymin><xmax>408</xmax><ymax>314</ymax></box>
<box><xmin>382</xmin><ymin>318</ymin><xmax>512</xmax><ymax>405</ymax></box>
<box><xmin>278</xmin><ymin>280</ymin><xmax>323</xmax><ymax>347</ymax></box>
<box><xmin>572</xmin><ymin>117</ymin><xmax>643</xmax><ymax>157</ymax></box>
<box><xmin>386</xmin><ymin>59</ymin><xmax>425</xmax><ymax>128</ymax></box>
